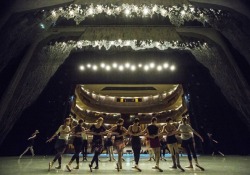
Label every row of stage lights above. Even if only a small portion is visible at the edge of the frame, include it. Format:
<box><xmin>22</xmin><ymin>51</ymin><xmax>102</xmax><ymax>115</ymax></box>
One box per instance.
<box><xmin>79</xmin><ymin>62</ymin><xmax>176</xmax><ymax>72</ymax></box>
<box><xmin>46</xmin><ymin>3</ymin><xmax>228</xmax><ymax>26</ymax></box>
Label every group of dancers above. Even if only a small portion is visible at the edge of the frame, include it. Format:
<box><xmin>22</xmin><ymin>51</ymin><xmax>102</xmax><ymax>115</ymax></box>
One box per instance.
<box><xmin>42</xmin><ymin>115</ymin><xmax>206</xmax><ymax>172</ymax></box>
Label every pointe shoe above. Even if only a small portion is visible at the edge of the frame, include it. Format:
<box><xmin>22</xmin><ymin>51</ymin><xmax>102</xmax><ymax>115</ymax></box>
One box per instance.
<box><xmin>66</xmin><ymin>164</ymin><xmax>72</xmax><ymax>172</ymax></box>
<box><xmin>89</xmin><ymin>164</ymin><xmax>92</xmax><ymax>172</ymax></box>
<box><xmin>116</xmin><ymin>163</ymin><xmax>120</xmax><ymax>172</ymax></box>
<box><xmin>177</xmin><ymin>164</ymin><xmax>185</xmax><ymax>172</ymax></box>
<box><xmin>48</xmin><ymin>162</ymin><xmax>53</xmax><ymax>171</ymax></box>
<box><xmin>55</xmin><ymin>165</ymin><xmax>61</xmax><ymax>169</ymax></box>
<box><xmin>170</xmin><ymin>165</ymin><xmax>177</xmax><ymax>169</ymax></box>
<box><xmin>185</xmin><ymin>165</ymin><xmax>193</xmax><ymax>168</ymax></box>
<box><xmin>74</xmin><ymin>165</ymin><xmax>79</xmax><ymax>169</ymax></box>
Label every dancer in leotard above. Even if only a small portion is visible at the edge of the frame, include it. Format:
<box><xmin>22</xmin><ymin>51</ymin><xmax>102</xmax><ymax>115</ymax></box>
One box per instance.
<box><xmin>163</xmin><ymin>117</ymin><xmax>184</xmax><ymax>172</ymax></box>
<box><xmin>207</xmin><ymin>133</ymin><xmax>224</xmax><ymax>156</ymax></box>
<box><xmin>19</xmin><ymin>130</ymin><xmax>39</xmax><ymax>158</ymax></box>
<box><xmin>47</xmin><ymin>118</ymin><xmax>71</xmax><ymax>171</ymax></box>
<box><xmin>177</xmin><ymin>117</ymin><xmax>204</xmax><ymax>171</ymax></box>
<box><xmin>128</xmin><ymin>118</ymin><xmax>142</xmax><ymax>171</ymax></box>
<box><xmin>109</xmin><ymin>118</ymin><xmax>128</xmax><ymax>171</ymax></box>
<box><xmin>87</xmin><ymin>117</ymin><xmax>106</xmax><ymax>171</ymax></box>
<box><xmin>66</xmin><ymin>119</ymin><xmax>85</xmax><ymax>171</ymax></box>
<box><xmin>145</xmin><ymin>117</ymin><xmax>163</xmax><ymax>172</ymax></box>
<box><xmin>106</xmin><ymin>133</ymin><xmax>115</xmax><ymax>161</ymax></box>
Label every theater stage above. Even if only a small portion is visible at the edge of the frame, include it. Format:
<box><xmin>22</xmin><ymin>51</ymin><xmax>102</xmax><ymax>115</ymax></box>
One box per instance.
<box><xmin>0</xmin><ymin>154</ymin><xmax>249</xmax><ymax>175</ymax></box>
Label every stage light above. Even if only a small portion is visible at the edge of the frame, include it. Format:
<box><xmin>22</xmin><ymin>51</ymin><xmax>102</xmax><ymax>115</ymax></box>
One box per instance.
<box><xmin>92</xmin><ymin>65</ymin><xmax>98</xmax><ymax>71</ymax></box>
<box><xmin>138</xmin><ymin>64</ymin><xmax>142</xmax><ymax>68</ymax></box>
<box><xmin>170</xmin><ymin>65</ymin><xmax>176</xmax><ymax>71</ymax></box>
<box><xmin>144</xmin><ymin>65</ymin><xmax>149</xmax><ymax>71</ymax></box>
<box><xmin>150</xmin><ymin>62</ymin><xmax>155</xmax><ymax>68</ymax></box>
<box><xmin>100</xmin><ymin>63</ymin><xmax>105</xmax><ymax>68</ymax></box>
<box><xmin>163</xmin><ymin>63</ymin><xmax>169</xmax><ymax>68</ymax></box>
<box><xmin>87</xmin><ymin>64</ymin><xmax>91</xmax><ymax>68</ymax></box>
<box><xmin>106</xmin><ymin>65</ymin><xmax>111</xmax><ymax>71</ymax></box>
<box><xmin>79</xmin><ymin>65</ymin><xmax>85</xmax><ymax>71</ymax></box>
<box><xmin>118</xmin><ymin>65</ymin><xmax>124</xmax><ymax>71</ymax></box>
<box><xmin>131</xmin><ymin>65</ymin><xmax>136</xmax><ymax>71</ymax></box>
<box><xmin>157</xmin><ymin>65</ymin><xmax>162</xmax><ymax>71</ymax></box>
<box><xmin>125</xmin><ymin>62</ymin><xmax>130</xmax><ymax>68</ymax></box>
<box><xmin>112</xmin><ymin>63</ymin><xmax>118</xmax><ymax>68</ymax></box>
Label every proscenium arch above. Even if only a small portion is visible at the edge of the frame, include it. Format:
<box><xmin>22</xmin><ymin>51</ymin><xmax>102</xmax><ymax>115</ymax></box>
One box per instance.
<box><xmin>0</xmin><ymin>0</ymin><xmax>250</xmax><ymax>155</ymax></box>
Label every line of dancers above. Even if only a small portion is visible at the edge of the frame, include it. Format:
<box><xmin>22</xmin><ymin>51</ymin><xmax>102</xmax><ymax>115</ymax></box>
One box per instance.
<box><xmin>43</xmin><ymin>116</ymin><xmax>206</xmax><ymax>172</ymax></box>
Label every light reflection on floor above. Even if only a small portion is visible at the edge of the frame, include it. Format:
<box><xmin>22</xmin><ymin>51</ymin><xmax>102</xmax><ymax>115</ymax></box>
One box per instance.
<box><xmin>0</xmin><ymin>154</ymin><xmax>249</xmax><ymax>175</ymax></box>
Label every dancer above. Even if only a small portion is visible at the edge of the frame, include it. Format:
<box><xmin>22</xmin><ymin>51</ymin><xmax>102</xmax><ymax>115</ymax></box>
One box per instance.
<box><xmin>88</xmin><ymin>117</ymin><xmax>106</xmax><ymax>171</ymax></box>
<box><xmin>177</xmin><ymin>117</ymin><xmax>204</xmax><ymax>171</ymax></box>
<box><xmin>81</xmin><ymin>124</ymin><xmax>88</xmax><ymax>161</ymax></box>
<box><xmin>128</xmin><ymin>118</ymin><xmax>142</xmax><ymax>171</ymax></box>
<box><xmin>207</xmin><ymin>133</ymin><xmax>224</xmax><ymax>156</ymax></box>
<box><xmin>145</xmin><ymin>138</ymin><xmax>155</xmax><ymax>161</ymax></box>
<box><xmin>163</xmin><ymin>117</ymin><xmax>185</xmax><ymax>172</ymax></box>
<box><xmin>160</xmin><ymin>137</ymin><xmax>167</xmax><ymax>161</ymax></box>
<box><xmin>109</xmin><ymin>118</ymin><xmax>128</xmax><ymax>171</ymax></box>
<box><xmin>105</xmin><ymin>133</ymin><xmax>115</xmax><ymax>161</ymax></box>
<box><xmin>144</xmin><ymin>117</ymin><xmax>163</xmax><ymax>172</ymax></box>
<box><xmin>66</xmin><ymin>119</ymin><xmax>85</xmax><ymax>171</ymax></box>
<box><xmin>46</xmin><ymin>118</ymin><xmax>71</xmax><ymax>171</ymax></box>
<box><xmin>19</xmin><ymin>130</ymin><xmax>39</xmax><ymax>158</ymax></box>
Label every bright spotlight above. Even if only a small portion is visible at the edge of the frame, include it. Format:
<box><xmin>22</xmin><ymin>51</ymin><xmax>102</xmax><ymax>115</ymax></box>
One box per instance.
<box><xmin>119</xmin><ymin>65</ymin><xmax>124</xmax><ymax>71</ymax></box>
<box><xmin>163</xmin><ymin>63</ymin><xmax>169</xmax><ymax>68</ymax></box>
<box><xmin>170</xmin><ymin>65</ymin><xmax>176</xmax><ymax>71</ymax></box>
<box><xmin>112</xmin><ymin>63</ymin><xmax>118</xmax><ymax>68</ymax></box>
<box><xmin>87</xmin><ymin>64</ymin><xmax>91</xmax><ymax>68</ymax></box>
<box><xmin>138</xmin><ymin>63</ymin><xmax>142</xmax><ymax>68</ymax></box>
<box><xmin>157</xmin><ymin>65</ymin><xmax>162</xmax><ymax>71</ymax></box>
<box><xmin>106</xmin><ymin>65</ymin><xmax>111</xmax><ymax>71</ymax></box>
<box><xmin>150</xmin><ymin>62</ymin><xmax>155</xmax><ymax>68</ymax></box>
<box><xmin>144</xmin><ymin>65</ymin><xmax>149</xmax><ymax>71</ymax></box>
<box><xmin>92</xmin><ymin>65</ymin><xmax>98</xmax><ymax>71</ymax></box>
<box><xmin>125</xmin><ymin>62</ymin><xmax>130</xmax><ymax>68</ymax></box>
<box><xmin>79</xmin><ymin>65</ymin><xmax>85</xmax><ymax>71</ymax></box>
<box><xmin>131</xmin><ymin>65</ymin><xmax>136</xmax><ymax>71</ymax></box>
<box><xmin>100</xmin><ymin>63</ymin><xmax>105</xmax><ymax>68</ymax></box>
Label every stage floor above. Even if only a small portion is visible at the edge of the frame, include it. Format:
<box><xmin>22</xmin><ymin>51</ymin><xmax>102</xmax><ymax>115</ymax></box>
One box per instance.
<box><xmin>0</xmin><ymin>154</ymin><xmax>249</xmax><ymax>175</ymax></box>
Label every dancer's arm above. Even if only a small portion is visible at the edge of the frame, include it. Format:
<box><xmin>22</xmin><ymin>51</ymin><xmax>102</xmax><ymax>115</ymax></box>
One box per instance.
<box><xmin>46</xmin><ymin>125</ymin><xmax>62</xmax><ymax>142</ymax></box>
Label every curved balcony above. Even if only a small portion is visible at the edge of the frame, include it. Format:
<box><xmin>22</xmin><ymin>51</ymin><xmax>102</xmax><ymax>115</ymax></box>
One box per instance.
<box><xmin>74</xmin><ymin>84</ymin><xmax>183</xmax><ymax>113</ymax></box>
